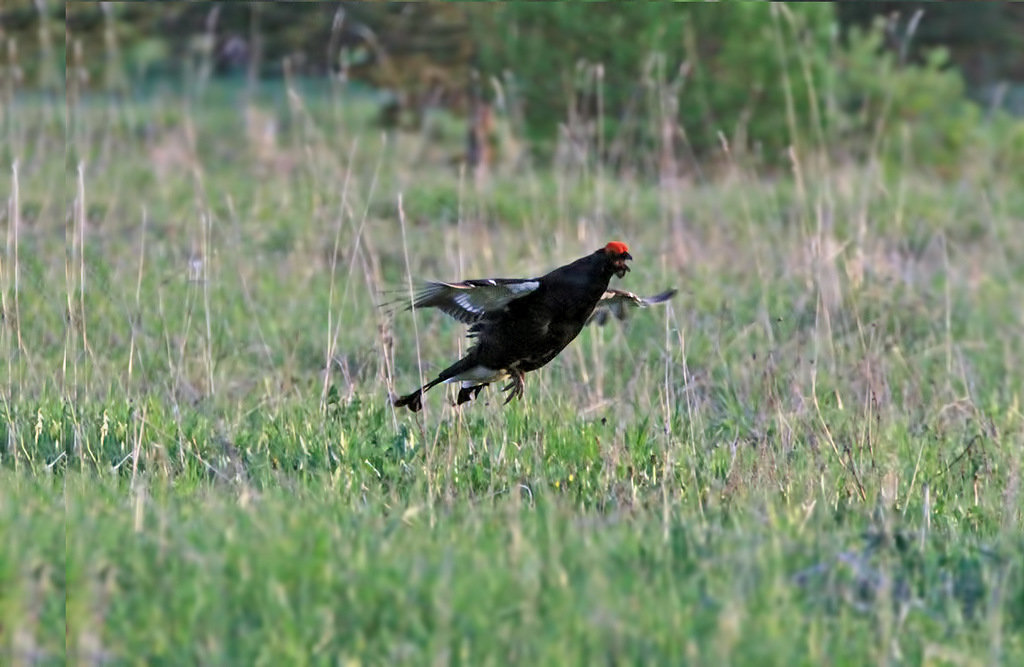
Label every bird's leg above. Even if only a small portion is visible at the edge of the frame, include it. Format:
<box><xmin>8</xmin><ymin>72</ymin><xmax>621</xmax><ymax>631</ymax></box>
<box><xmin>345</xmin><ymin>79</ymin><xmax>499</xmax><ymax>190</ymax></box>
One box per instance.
<box><xmin>456</xmin><ymin>384</ymin><xmax>487</xmax><ymax>406</ymax></box>
<box><xmin>502</xmin><ymin>369</ymin><xmax>526</xmax><ymax>404</ymax></box>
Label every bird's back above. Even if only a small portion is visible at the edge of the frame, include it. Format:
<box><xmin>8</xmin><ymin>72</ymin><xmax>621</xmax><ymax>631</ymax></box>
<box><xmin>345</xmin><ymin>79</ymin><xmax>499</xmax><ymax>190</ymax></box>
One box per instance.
<box><xmin>469</xmin><ymin>254</ymin><xmax>614</xmax><ymax>371</ymax></box>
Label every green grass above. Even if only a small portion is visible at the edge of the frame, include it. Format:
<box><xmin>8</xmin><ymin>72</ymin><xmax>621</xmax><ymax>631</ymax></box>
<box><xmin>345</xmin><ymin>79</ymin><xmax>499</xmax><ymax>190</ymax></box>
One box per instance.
<box><xmin>4</xmin><ymin>76</ymin><xmax>1023</xmax><ymax>664</ymax></box>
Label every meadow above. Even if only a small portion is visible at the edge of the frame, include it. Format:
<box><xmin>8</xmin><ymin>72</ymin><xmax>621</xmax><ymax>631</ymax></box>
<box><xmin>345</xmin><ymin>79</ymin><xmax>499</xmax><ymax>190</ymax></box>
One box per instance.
<box><xmin>4</xmin><ymin>77</ymin><xmax>1023</xmax><ymax>664</ymax></box>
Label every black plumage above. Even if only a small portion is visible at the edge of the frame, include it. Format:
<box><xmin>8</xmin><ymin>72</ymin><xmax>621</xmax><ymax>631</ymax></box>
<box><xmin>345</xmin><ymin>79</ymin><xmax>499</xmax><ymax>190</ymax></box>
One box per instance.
<box><xmin>392</xmin><ymin>241</ymin><xmax>674</xmax><ymax>412</ymax></box>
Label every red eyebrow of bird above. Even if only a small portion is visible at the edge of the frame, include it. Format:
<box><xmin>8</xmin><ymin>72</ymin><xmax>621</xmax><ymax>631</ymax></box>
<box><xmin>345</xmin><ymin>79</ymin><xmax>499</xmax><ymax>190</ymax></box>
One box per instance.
<box><xmin>604</xmin><ymin>241</ymin><xmax>629</xmax><ymax>255</ymax></box>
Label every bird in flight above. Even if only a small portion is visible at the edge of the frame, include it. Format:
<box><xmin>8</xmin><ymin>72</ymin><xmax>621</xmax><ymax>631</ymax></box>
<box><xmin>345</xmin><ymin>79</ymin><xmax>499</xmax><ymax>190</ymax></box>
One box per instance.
<box><xmin>392</xmin><ymin>241</ymin><xmax>675</xmax><ymax>412</ymax></box>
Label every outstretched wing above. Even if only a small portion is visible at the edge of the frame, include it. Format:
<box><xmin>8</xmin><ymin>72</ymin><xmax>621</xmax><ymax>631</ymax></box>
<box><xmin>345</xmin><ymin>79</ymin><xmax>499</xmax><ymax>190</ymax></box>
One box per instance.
<box><xmin>587</xmin><ymin>288</ymin><xmax>677</xmax><ymax>326</ymax></box>
<box><xmin>408</xmin><ymin>278</ymin><xmax>541</xmax><ymax>324</ymax></box>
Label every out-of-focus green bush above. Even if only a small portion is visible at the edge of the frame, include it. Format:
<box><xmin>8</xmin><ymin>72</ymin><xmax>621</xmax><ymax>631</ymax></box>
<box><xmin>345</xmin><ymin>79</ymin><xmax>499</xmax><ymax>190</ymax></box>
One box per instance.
<box><xmin>471</xmin><ymin>3</ymin><xmax>836</xmax><ymax>166</ymax></box>
<box><xmin>20</xmin><ymin>1</ymin><xmax>1024</xmax><ymax>177</ymax></box>
<box><xmin>471</xmin><ymin>3</ymin><xmax>1024</xmax><ymax>178</ymax></box>
<box><xmin>832</xmin><ymin>17</ymin><xmax>1024</xmax><ymax>179</ymax></box>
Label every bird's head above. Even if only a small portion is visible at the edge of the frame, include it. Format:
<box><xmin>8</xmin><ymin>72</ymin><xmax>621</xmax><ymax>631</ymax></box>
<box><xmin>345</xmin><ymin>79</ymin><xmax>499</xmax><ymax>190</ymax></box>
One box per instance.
<box><xmin>602</xmin><ymin>241</ymin><xmax>632</xmax><ymax>278</ymax></box>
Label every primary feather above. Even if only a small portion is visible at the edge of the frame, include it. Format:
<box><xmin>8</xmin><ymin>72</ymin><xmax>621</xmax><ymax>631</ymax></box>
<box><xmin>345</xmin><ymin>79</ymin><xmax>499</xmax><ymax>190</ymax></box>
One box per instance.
<box><xmin>587</xmin><ymin>287</ymin><xmax>678</xmax><ymax>326</ymax></box>
<box><xmin>409</xmin><ymin>279</ymin><xmax>542</xmax><ymax>324</ymax></box>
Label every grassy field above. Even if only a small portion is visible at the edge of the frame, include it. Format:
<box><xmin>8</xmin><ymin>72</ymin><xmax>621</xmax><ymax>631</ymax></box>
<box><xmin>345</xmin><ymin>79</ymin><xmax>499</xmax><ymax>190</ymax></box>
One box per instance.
<box><xmin>4</xmin><ymin>77</ymin><xmax>1023</xmax><ymax>664</ymax></box>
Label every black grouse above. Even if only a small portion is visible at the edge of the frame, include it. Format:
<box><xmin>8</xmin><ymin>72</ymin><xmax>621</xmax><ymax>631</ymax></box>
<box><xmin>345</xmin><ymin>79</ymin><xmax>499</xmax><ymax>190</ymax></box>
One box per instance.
<box><xmin>392</xmin><ymin>241</ymin><xmax>675</xmax><ymax>412</ymax></box>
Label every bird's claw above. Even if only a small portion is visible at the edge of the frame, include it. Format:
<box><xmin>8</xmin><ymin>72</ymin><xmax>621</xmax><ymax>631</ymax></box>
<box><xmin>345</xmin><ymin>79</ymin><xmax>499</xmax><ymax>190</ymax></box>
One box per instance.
<box><xmin>456</xmin><ymin>384</ymin><xmax>486</xmax><ymax>406</ymax></box>
<box><xmin>502</xmin><ymin>371</ymin><xmax>525</xmax><ymax>404</ymax></box>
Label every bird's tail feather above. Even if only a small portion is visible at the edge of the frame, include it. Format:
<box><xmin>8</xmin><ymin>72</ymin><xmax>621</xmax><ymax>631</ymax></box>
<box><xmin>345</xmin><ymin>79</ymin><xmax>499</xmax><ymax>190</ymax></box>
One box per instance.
<box><xmin>393</xmin><ymin>389</ymin><xmax>426</xmax><ymax>412</ymax></box>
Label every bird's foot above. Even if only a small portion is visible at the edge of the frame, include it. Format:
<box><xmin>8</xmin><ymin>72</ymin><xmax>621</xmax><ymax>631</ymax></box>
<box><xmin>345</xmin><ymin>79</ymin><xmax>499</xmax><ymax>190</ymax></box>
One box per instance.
<box><xmin>502</xmin><ymin>370</ymin><xmax>525</xmax><ymax>405</ymax></box>
<box><xmin>456</xmin><ymin>384</ymin><xmax>486</xmax><ymax>406</ymax></box>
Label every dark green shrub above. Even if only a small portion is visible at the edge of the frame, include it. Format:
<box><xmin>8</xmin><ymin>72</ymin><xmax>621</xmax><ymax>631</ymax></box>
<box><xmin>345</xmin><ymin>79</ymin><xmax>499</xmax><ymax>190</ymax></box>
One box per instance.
<box><xmin>471</xmin><ymin>3</ymin><xmax>836</xmax><ymax>166</ymax></box>
<box><xmin>832</xmin><ymin>17</ymin><xmax>1024</xmax><ymax>179</ymax></box>
<box><xmin>472</xmin><ymin>4</ymin><xmax>1024</xmax><ymax>178</ymax></box>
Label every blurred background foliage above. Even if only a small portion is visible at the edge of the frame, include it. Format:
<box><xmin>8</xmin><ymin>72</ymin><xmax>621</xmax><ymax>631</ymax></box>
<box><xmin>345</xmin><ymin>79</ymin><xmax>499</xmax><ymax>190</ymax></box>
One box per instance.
<box><xmin>5</xmin><ymin>0</ymin><xmax>1024</xmax><ymax>176</ymax></box>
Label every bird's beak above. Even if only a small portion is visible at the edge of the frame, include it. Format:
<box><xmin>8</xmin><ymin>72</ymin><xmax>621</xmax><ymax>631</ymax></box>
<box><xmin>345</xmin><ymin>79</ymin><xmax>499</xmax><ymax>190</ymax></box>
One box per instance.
<box><xmin>614</xmin><ymin>252</ymin><xmax>632</xmax><ymax>278</ymax></box>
